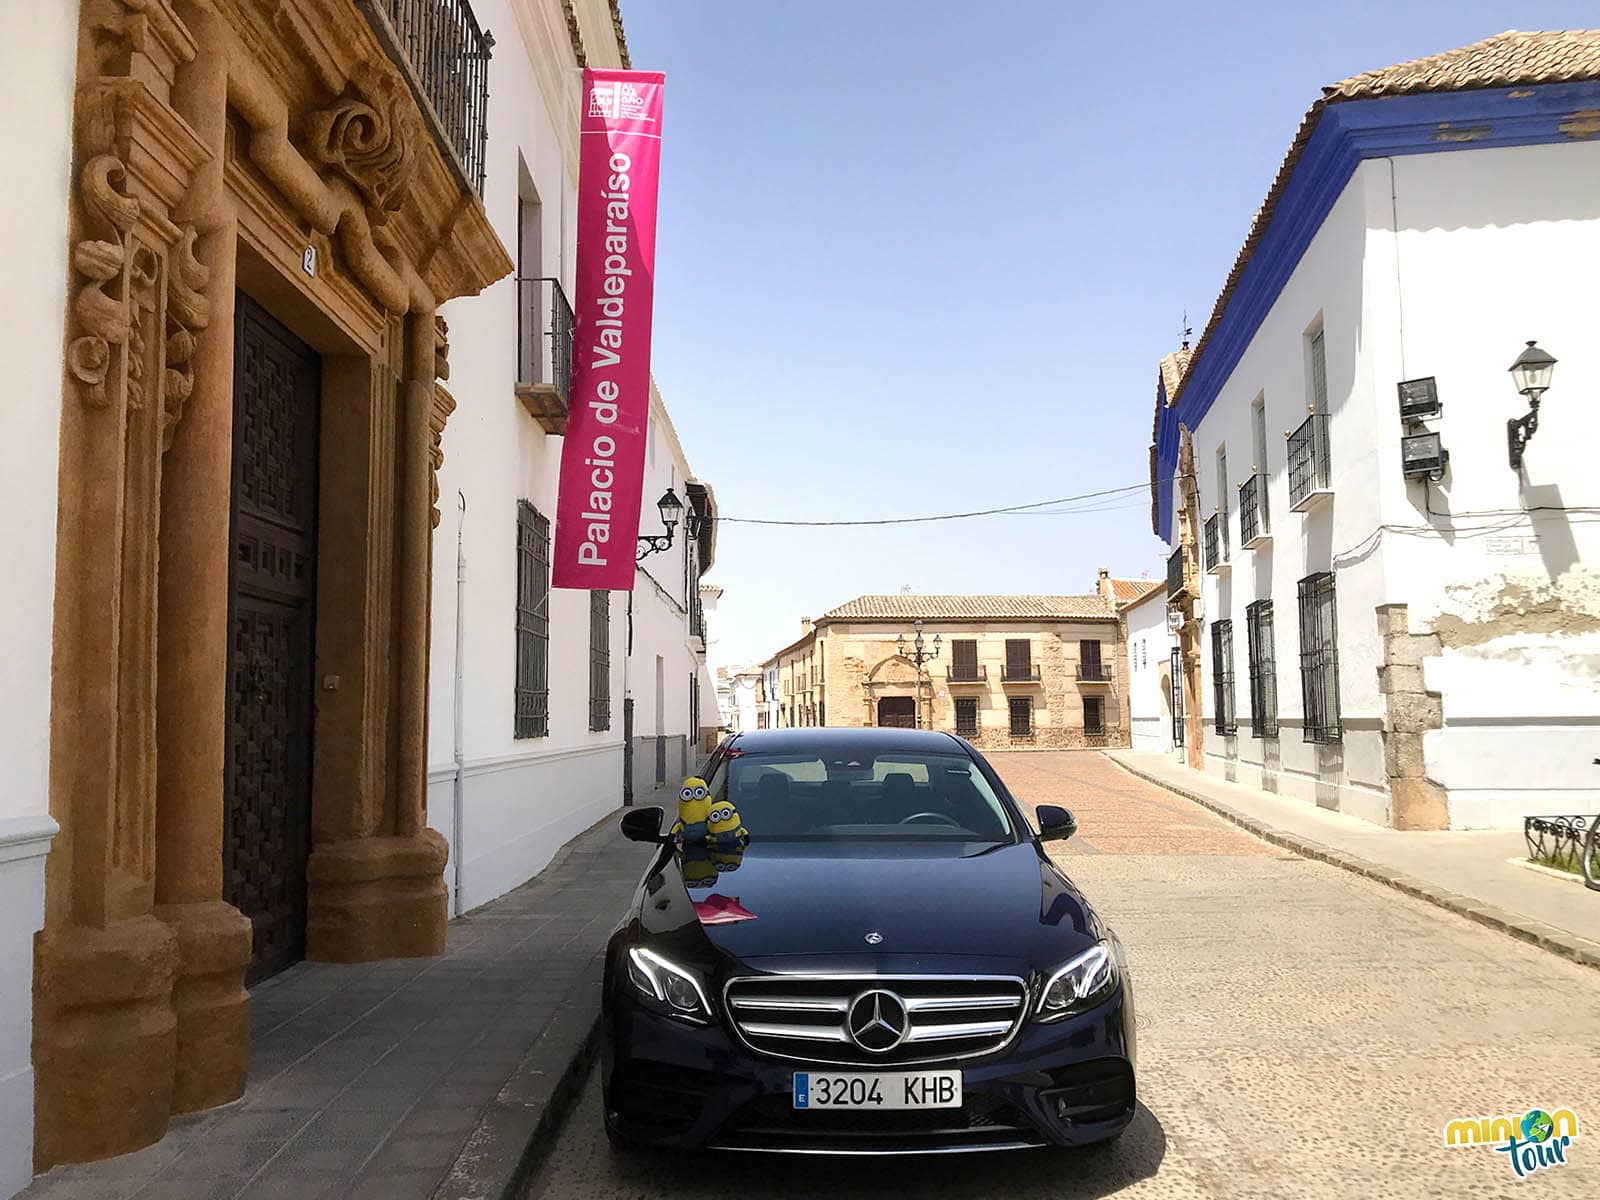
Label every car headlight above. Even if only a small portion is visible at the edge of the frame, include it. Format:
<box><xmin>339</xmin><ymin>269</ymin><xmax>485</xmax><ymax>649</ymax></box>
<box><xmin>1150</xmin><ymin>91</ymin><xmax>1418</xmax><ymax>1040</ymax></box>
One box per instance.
<box><xmin>1037</xmin><ymin>941</ymin><xmax>1118</xmax><ymax>1020</ymax></box>
<box><xmin>626</xmin><ymin>947</ymin><xmax>713</xmax><ymax>1023</ymax></box>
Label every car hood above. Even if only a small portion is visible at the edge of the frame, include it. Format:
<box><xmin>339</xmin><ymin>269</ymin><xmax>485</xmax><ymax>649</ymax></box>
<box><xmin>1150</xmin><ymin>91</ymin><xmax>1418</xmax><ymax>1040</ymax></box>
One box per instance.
<box><xmin>638</xmin><ymin>838</ymin><xmax>1104</xmax><ymax>971</ymax></box>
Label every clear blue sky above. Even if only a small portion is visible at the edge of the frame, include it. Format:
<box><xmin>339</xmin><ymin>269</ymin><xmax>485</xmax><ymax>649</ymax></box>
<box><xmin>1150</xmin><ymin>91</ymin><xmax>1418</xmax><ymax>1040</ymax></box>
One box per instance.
<box><xmin>621</xmin><ymin>1</ymin><xmax>1594</xmax><ymax>668</ymax></box>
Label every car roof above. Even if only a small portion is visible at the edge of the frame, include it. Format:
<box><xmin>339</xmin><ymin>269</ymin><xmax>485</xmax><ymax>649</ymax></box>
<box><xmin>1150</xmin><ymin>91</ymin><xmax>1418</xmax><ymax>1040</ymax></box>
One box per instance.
<box><xmin>726</xmin><ymin>727</ymin><xmax>966</xmax><ymax>754</ymax></box>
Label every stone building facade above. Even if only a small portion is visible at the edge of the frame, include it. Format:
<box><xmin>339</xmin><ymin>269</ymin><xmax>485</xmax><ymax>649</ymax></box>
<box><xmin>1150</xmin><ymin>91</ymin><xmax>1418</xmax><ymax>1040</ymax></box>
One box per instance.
<box><xmin>7</xmin><ymin>0</ymin><xmax>644</xmax><ymax>1180</ymax></box>
<box><xmin>762</xmin><ymin>581</ymin><xmax>1134</xmax><ymax>751</ymax></box>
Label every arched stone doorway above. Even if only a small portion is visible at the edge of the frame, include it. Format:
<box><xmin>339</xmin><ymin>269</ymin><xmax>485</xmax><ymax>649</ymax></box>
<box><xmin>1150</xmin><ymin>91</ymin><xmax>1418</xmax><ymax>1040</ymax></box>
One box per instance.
<box><xmin>863</xmin><ymin>655</ymin><xmax>925</xmax><ymax>728</ymax></box>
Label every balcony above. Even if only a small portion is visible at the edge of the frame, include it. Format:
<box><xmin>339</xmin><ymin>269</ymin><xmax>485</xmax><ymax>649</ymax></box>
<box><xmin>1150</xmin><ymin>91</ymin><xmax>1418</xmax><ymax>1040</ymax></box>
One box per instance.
<box><xmin>366</xmin><ymin>0</ymin><xmax>494</xmax><ymax>196</ymax></box>
<box><xmin>1239</xmin><ymin>472</ymin><xmax>1270</xmax><ymax>549</ymax></box>
<box><xmin>1204</xmin><ymin>512</ymin><xmax>1230</xmax><ymax>574</ymax></box>
<box><xmin>514</xmin><ymin>277</ymin><xmax>575</xmax><ymax>433</ymax></box>
<box><xmin>1076</xmin><ymin>662</ymin><xmax>1113</xmax><ymax>685</ymax></box>
<box><xmin>945</xmin><ymin>665</ymin><xmax>988</xmax><ymax>684</ymax></box>
<box><xmin>1167</xmin><ymin>546</ymin><xmax>1190</xmax><ymax>601</ymax></box>
<box><xmin>1000</xmin><ymin>663</ymin><xmax>1041</xmax><ymax>683</ymax></box>
<box><xmin>1287</xmin><ymin>412</ymin><xmax>1332</xmax><ymax>511</ymax></box>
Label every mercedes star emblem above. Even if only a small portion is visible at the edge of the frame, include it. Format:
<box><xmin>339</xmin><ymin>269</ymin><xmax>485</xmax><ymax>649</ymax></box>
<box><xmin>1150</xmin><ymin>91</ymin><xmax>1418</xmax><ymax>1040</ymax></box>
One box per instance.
<box><xmin>863</xmin><ymin>931</ymin><xmax>883</xmax><ymax>945</ymax></box>
<box><xmin>846</xmin><ymin>988</ymin><xmax>909</xmax><ymax>1053</ymax></box>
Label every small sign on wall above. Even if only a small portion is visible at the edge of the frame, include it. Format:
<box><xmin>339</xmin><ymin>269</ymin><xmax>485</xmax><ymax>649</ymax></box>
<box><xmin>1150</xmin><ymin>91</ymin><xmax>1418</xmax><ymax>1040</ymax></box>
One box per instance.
<box><xmin>302</xmin><ymin>245</ymin><xmax>317</xmax><ymax>278</ymax></box>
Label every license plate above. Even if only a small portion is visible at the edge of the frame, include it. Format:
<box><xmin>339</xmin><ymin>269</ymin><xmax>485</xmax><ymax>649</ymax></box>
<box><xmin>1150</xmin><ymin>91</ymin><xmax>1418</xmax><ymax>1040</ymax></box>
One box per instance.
<box><xmin>792</xmin><ymin>1070</ymin><xmax>961</xmax><ymax>1110</ymax></box>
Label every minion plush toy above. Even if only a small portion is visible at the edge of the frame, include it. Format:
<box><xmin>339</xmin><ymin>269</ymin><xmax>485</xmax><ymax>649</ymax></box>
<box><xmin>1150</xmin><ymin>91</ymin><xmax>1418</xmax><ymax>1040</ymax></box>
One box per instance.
<box><xmin>679</xmin><ymin>843</ymin><xmax>719</xmax><ymax>888</ymax></box>
<box><xmin>671</xmin><ymin>776</ymin><xmax>712</xmax><ymax>844</ymax></box>
<box><xmin>706</xmin><ymin>799</ymin><xmax>749</xmax><ymax>848</ymax></box>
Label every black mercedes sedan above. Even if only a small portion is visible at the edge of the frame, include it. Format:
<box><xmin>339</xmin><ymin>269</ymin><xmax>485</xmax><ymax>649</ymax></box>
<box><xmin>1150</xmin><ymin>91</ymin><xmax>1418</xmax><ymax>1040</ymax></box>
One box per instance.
<box><xmin>601</xmin><ymin>727</ymin><xmax>1137</xmax><ymax>1156</ymax></box>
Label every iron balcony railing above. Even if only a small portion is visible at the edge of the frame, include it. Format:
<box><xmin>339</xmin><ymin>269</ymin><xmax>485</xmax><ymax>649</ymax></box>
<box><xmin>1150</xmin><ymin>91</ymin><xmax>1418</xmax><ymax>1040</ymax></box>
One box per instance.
<box><xmin>1287</xmin><ymin>412</ymin><xmax>1331</xmax><ymax>509</ymax></box>
<box><xmin>1167</xmin><ymin>547</ymin><xmax>1185</xmax><ymax>599</ymax></box>
<box><xmin>516</xmin><ymin>277</ymin><xmax>574</xmax><ymax>396</ymax></box>
<box><xmin>1076</xmin><ymin>662</ymin><xmax>1112</xmax><ymax>683</ymax></box>
<box><xmin>374</xmin><ymin>0</ymin><xmax>494</xmax><ymax>195</ymax></box>
<box><xmin>1239</xmin><ymin>472</ymin><xmax>1267</xmax><ymax>544</ymax></box>
<box><xmin>945</xmin><ymin>664</ymin><xmax>988</xmax><ymax>683</ymax></box>
<box><xmin>1001</xmin><ymin>663</ymin><xmax>1041</xmax><ymax>683</ymax></box>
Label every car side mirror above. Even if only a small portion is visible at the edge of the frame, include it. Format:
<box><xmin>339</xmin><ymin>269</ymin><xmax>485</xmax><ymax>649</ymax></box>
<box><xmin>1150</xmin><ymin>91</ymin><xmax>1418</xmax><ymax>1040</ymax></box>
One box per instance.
<box><xmin>1036</xmin><ymin>804</ymin><xmax>1077</xmax><ymax>842</ymax></box>
<box><xmin>620</xmin><ymin>806</ymin><xmax>670</xmax><ymax>843</ymax></box>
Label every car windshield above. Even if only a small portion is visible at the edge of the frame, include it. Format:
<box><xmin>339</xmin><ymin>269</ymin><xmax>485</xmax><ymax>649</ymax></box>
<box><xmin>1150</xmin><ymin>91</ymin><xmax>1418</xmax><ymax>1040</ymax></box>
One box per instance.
<box><xmin>704</xmin><ymin>748</ymin><xmax>1016</xmax><ymax>842</ymax></box>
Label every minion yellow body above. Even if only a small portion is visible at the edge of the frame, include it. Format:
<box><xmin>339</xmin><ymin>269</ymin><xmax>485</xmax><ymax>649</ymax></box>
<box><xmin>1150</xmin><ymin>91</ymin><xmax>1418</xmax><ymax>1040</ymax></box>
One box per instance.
<box><xmin>671</xmin><ymin>776</ymin><xmax>712</xmax><ymax>843</ymax></box>
<box><xmin>706</xmin><ymin>800</ymin><xmax>749</xmax><ymax>847</ymax></box>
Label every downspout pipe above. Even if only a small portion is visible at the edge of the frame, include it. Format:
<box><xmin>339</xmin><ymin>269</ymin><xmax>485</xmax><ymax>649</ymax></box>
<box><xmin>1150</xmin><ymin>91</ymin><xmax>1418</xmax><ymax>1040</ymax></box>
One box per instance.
<box><xmin>452</xmin><ymin>490</ymin><xmax>467</xmax><ymax>916</ymax></box>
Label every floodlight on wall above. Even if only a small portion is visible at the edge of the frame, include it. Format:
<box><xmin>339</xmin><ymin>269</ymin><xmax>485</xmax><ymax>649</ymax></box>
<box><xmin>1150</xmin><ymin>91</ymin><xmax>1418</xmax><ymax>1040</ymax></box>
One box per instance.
<box><xmin>1396</xmin><ymin>377</ymin><xmax>1441</xmax><ymax>422</ymax></box>
<box><xmin>1401</xmin><ymin>431</ymin><xmax>1449</xmax><ymax>481</ymax></box>
<box><xmin>1507</xmin><ymin>340</ymin><xmax>1557</xmax><ymax>470</ymax></box>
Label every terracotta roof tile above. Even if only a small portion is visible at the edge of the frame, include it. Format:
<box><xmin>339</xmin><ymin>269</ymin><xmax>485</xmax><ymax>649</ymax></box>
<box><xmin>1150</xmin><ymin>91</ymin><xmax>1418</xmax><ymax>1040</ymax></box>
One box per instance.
<box><xmin>1171</xmin><ymin>30</ymin><xmax>1600</xmax><ymax>411</ymax></box>
<box><xmin>1106</xmin><ymin>578</ymin><xmax>1160</xmax><ymax>602</ymax></box>
<box><xmin>819</xmin><ymin>594</ymin><xmax>1116</xmax><ymax>622</ymax></box>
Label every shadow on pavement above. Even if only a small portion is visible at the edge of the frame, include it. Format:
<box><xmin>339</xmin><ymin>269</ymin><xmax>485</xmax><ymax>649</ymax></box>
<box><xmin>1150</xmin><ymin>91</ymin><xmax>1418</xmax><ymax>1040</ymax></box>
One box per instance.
<box><xmin>590</xmin><ymin>1099</ymin><xmax>1167</xmax><ymax>1199</ymax></box>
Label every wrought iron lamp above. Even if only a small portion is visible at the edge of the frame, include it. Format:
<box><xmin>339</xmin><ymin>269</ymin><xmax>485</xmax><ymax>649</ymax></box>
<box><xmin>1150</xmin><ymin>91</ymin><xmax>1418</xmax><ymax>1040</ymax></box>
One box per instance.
<box><xmin>896</xmin><ymin>621</ymin><xmax>941</xmax><ymax>730</ymax></box>
<box><xmin>636</xmin><ymin>487</ymin><xmax>684</xmax><ymax>560</ymax></box>
<box><xmin>1507</xmin><ymin>340</ymin><xmax>1557</xmax><ymax>470</ymax></box>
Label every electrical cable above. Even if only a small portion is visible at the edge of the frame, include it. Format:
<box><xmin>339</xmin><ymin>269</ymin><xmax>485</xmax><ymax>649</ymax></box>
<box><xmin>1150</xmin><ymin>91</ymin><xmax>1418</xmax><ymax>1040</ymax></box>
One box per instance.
<box><xmin>710</xmin><ymin>482</ymin><xmax>1151</xmax><ymax>527</ymax></box>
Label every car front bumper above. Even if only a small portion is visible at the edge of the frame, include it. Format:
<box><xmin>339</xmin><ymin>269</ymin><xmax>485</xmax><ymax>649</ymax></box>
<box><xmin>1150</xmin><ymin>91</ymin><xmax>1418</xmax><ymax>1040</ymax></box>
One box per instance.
<box><xmin>603</xmin><ymin>983</ymin><xmax>1136</xmax><ymax>1154</ymax></box>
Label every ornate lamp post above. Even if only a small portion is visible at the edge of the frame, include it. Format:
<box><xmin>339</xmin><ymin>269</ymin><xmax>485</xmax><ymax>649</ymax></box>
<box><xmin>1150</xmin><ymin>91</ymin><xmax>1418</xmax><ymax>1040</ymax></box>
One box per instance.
<box><xmin>896</xmin><ymin>620</ymin><xmax>941</xmax><ymax>729</ymax></box>
<box><xmin>636</xmin><ymin>487</ymin><xmax>685</xmax><ymax>560</ymax></box>
<box><xmin>1508</xmin><ymin>340</ymin><xmax>1557</xmax><ymax>470</ymax></box>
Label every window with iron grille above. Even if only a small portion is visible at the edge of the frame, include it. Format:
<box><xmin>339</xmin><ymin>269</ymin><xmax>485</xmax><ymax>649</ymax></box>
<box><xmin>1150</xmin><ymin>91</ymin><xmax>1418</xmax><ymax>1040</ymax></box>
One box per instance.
<box><xmin>1079</xmin><ymin>639</ymin><xmax>1105</xmax><ymax>681</ymax></box>
<box><xmin>1297</xmin><ymin>572</ymin><xmax>1342</xmax><ymax>743</ymax></box>
<box><xmin>818</xmin><ymin>700</ymin><xmax>826</xmax><ymax>727</ymax></box>
<box><xmin>1211</xmin><ymin>619</ymin><xmax>1237</xmax><ymax>734</ymax></box>
<box><xmin>514</xmin><ymin>501</ymin><xmax>550</xmax><ymax>738</ymax></box>
<box><xmin>1008</xmin><ymin>696</ymin><xmax>1032</xmax><ymax>737</ymax></box>
<box><xmin>1245</xmin><ymin>600</ymin><xmax>1278</xmax><ymax>739</ymax></box>
<box><xmin>1170</xmin><ymin>646</ymin><xmax>1184</xmax><ymax>747</ymax></box>
<box><xmin>954</xmin><ymin>697</ymin><xmax>978</xmax><ymax>737</ymax></box>
<box><xmin>588</xmin><ymin>590</ymin><xmax>610</xmax><ymax>731</ymax></box>
<box><xmin>1083</xmin><ymin>696</ymin><xmax>1104</xmax><ymax>736</ymax></box>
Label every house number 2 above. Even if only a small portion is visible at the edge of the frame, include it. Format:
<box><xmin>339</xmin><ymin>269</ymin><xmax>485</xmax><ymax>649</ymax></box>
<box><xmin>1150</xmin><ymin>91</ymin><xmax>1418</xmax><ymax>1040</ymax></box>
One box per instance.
<box><xmin>302</xmin><ymin>245</ymin><xmax>316</xmax><ymax>277</ymax></box>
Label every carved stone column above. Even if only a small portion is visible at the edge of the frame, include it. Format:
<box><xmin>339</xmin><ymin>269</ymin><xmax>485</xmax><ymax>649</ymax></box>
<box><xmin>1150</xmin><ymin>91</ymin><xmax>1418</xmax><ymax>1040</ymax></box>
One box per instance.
<box><xmin>155</xmin><ymin>1</ymin><xmax>251</xmax><ymax>1116</ymax></box>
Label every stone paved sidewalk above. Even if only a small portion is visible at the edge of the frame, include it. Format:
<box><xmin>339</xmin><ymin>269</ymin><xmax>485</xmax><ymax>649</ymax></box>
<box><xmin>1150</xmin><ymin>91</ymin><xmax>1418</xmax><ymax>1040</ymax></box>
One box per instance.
<box><xmin>1107</xmin><ymin>749</ymin><xmax>1600</xmax><ymax>969</ymax></box>
<box><xmin>22</xmin><ymin>812</ymin><xmax>651</xmax><ymax>1200</ymax></box>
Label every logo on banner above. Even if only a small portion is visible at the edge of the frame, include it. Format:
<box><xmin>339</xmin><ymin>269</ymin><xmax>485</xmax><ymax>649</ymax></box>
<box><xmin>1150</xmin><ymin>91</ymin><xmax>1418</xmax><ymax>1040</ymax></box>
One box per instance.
<box><xmin>588</xmin><ymin>80</ymin><xmax>652</xmax><ymax>121</ymax></box>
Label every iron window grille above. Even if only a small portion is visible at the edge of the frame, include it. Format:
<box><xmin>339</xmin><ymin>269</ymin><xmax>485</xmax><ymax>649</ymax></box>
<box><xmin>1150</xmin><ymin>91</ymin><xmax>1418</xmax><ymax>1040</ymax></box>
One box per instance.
<box><xmin>1008</xmin><ymin>697</ymin><xmax>1033</xmax><ymax>737</ymax></box>
<box><xmin>1297</xmin><ymin>572</ymin><xmax>1342</xmax><ymax>743</ymax></box>
<box><xmin>1083</xmin><ymin>696</ymin><xmax>1105</xmax><ymax>737</ymax></box>
<box><xmin>1211</xmin><ymin>619</ymin><xmax>1237</xmax><ymax>735</ymax></box>
<box><xmin>954</xmin><ymin>697</ymin><xmax>979</xmax><ymax>737</ymax></box>
<box><xmin>1239</xmin><ymin>472</ymin><xmax>1267</xmax><ymax>544</ymax></box>
<box><xmin>1244</xmin><ymin>600</ymin><xmax>1279</xmax><ymax>739</ymax></box>
<box><xmin>514</xmin><ymin>501</ymin><xmax>550</xmax><ymax>738</ymax></box>
<box><xmin>515</xmin><ymin>277</ymin><xmax>574</xmax><ymax>397</ymax></box>
<box><xmin>1287</xmin><ymin>413</ymin><xmax>1331</xmax><ymax>508</ymax></box>
<box><xmin>372</xmin><ymin>0</ymin><xmax>493</xmax><ymax>196</ymax></box>
<box><xmin>1170</xmin><ymin>647</ymin><xmax>1184</xmax><ymax>747</ymax></box>
<box><xmin>1203</xmin><ymin>513</ymin><xmax>1223</xmax><ymax>571</ymax></box>
<box><xmin>589</xmin><ymin>590</ymin><xmax>610</xmax><ymax>732</ymax></box>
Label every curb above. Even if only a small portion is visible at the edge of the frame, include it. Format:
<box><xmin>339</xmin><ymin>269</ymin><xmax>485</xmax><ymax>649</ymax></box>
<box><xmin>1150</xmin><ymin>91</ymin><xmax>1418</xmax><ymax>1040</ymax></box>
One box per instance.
<box><xmin>1105</xmin><ymin>753</ymin><xmax>1600</xmax><ymax>974</ymax></box>
<box><xmin>435</xmin><ymin>949</ymin><xmax>608</xmax><ymax>1200</ymax></box>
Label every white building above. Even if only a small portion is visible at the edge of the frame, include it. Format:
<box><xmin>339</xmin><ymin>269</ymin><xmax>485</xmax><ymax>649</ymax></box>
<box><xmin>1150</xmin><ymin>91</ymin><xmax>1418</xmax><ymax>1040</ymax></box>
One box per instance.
<box><xmin>0</xmin><ymin>6</ymin><xmax>73</xmax><ymax>1191</ymax></box>
<box><xmin>1151</xmin><ymin>31</ymin><xmax>1600</xmax><ymax>829</ymax></box>
<box><xmin>1121</xmin><ymin>583</ymin><xmax>1179</xmax><ymax>755</ymax></box>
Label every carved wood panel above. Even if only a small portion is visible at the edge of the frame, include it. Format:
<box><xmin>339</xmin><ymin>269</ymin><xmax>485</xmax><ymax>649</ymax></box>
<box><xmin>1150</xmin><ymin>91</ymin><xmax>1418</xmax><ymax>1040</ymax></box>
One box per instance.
<box><xmin>225</xmin><ymin>293</ymin><xmax>320</xmax><ymax>985</ymax></box>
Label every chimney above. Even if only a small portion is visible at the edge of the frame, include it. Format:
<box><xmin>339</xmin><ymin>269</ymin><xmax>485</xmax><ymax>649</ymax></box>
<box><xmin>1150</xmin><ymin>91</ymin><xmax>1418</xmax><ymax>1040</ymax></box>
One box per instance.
<box><xmin>801</xmin><ymin>616</ymin><xmax>813</xmax><ymax>635</ymax></box>
<box><xmin>1097</xmin><ymin>568</ymin><xmax>1114</xmax><ymax>603</ymax></box>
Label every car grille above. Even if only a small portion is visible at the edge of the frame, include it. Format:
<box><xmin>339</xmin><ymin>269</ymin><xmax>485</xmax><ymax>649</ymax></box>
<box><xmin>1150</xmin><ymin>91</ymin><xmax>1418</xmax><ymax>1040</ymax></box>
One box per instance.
<box><xmin>722</xmin><ymin>974</ymin><xmax>1028</xmax><ymax>1065</ymax></box>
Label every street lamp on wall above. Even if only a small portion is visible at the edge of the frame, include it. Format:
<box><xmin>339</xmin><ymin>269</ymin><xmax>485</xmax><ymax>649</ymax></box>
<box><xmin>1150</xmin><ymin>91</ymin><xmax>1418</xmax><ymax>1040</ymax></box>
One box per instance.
<box><xmin>636</xmin><ymin>487</ymin><xmax>684</xmax><ymax>561</ymax></box>
<box><xmin>1508</xmin><ymin>340</ymin><xmax>1557</xmax><ymax>470</ymax></box>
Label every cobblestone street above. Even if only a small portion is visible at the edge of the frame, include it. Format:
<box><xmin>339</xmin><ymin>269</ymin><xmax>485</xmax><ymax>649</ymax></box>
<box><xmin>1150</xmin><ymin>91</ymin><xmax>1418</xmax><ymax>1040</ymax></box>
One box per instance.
<box><xmin>526</xmin><ymin>751</ymin><xmax>1600</xmax><ymax>1200</ymax></box>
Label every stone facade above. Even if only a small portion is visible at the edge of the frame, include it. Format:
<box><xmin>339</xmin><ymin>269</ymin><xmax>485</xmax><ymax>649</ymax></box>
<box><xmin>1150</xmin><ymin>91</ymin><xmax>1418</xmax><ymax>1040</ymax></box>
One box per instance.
<box><xmin>762</xmin><ymin>593</ymin><xmax>1131</xmax><ymax>751</ymax></box>
<box><xmin>34</xmin><ymin>0</ymin><xmax>511</xmax><ymax>1171</ymax></box>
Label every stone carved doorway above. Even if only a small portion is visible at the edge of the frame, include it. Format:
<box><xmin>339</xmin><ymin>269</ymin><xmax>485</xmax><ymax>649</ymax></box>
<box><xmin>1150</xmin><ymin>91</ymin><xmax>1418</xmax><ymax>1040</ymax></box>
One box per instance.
<box><xmin>224</xmin><ymin>294</ymin><xmax>319</xmax><ymax>984</ymax></box>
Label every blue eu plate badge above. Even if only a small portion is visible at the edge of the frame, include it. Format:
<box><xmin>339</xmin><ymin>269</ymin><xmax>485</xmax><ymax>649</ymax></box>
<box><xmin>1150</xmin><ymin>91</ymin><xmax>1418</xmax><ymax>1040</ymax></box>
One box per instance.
<box><xmin>793</xmin><ymin>1073</ymin><xmax>810</xmax><ymax>1108</ymax></box>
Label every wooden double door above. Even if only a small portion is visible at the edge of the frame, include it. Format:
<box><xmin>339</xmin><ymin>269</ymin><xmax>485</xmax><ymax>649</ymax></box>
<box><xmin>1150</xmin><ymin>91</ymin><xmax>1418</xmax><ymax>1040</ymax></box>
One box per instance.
<box><xmin>223</xmin><ymin>294</ymin><xmax>320</xmax><ymax>985</ymax></box>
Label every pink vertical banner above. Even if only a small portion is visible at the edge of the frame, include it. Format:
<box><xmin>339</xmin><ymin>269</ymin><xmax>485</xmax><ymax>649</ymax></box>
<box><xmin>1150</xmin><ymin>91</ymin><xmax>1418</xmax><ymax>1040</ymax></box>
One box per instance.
<box><xmin>552</xmin><ymin>68</ymin><xmax>665</xmax><ymax>591</ymax></box>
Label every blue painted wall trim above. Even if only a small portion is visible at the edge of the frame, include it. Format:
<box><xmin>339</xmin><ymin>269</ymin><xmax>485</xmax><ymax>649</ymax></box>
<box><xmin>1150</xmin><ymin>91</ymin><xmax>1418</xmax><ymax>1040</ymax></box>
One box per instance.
<box><xmin>1155</xmin><ymin>80</ymin><xmax>1600</xmax><ymax>544</ymax></box>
